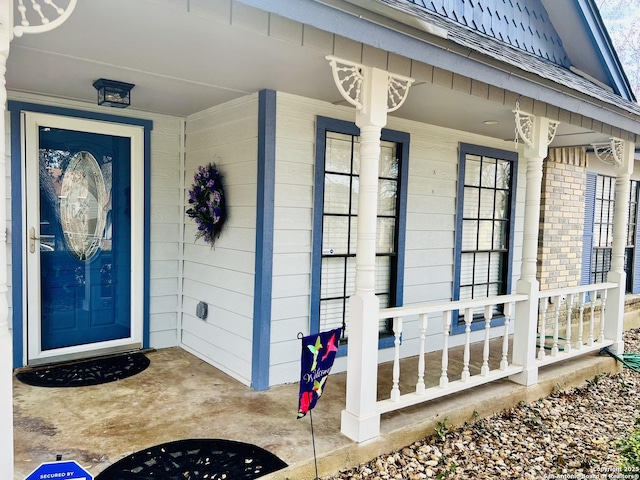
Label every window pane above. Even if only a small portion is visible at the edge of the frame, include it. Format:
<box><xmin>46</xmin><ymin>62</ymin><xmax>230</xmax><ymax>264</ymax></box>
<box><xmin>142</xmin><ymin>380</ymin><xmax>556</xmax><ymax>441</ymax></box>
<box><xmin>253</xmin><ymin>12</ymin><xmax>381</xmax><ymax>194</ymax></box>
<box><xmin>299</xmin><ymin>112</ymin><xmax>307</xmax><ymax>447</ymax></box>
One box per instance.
<box><xmin>352</xmin><ymin>138</ymin><xmax>361</xmax><ymax>175</ymax></box>
<box><xmin>488</xmin><ymin>252</ymin><xmax>503</xmax><ymax>282</ymax></box>
<box><xmin>465</xmin><ymin>156</ymin><xmax>482</xmax><ymax>186</ymax></box>
<box><xmin>378</xmin><ymin>179</ymin><xmax>397</xmax><ymax>216</ymax></box>
<box><xmin>463</xmin><ymin>187</ymin><xmax>479</xmax><ymax>217</ymax></box>
<box><xmin>379</xmin><ymin>142</ymin><xmax>398</xmax><ymax>178</ymax></box>
<box><xmin>321</xmin><ymin>257</ymin><xmax>346</xmax><ymax>299</ymax></box>
<box><xmin>377</xmin><ymin>217</ymin><xmax>396</xmax><ymax>253</ymax></box>
<box><xmin>350</xmin><ymin>176</ymin><xmax>359</xmax><ymax>215</ymax></box>
<box><xmin>345</xmin><ymin>257</ymin><xmax>356</xmax><ymax>298</ymax></box>
<box><xmin>377</xmin><ymin>294</ymin><xmax>391</xmax><ymax>334</ymax></box>
<box><xmin>462</xmin><ymin>220</ymin><xmax>478</xmax><ymax>250</ymax></box>
<box><xmin>326</xmin><ymin>134</ymin><xmax>353</xmax><ymax>174</ymax></box>
<box><xmin>495</xmin><ymin>191</ymin><xmax>509</xmax><ymax>219</ymax></box>
<box><xmin>348</xmin><ymin>217</ymin><xmax>358</xmax><ymax>253</ymax></box>
<box><xmin>477</xmin><ymin>220</ymin><xmax>494</xmax><ymax>250</ymax></box>
<box><xmin>481</xmin><ymin>157</ymin><xmax>497</xmax><ymax>188</ymax></box>
<box><xmin>479</xmin><ymin>189</ymin><xmax>495</xmax><ymax>218</ymax></box>
<box><xmin>495</xmin><ymin>160</ymin><xmax>511</xmax><ymax>189</ymax></box>
<box><xmin>459</xmin><ymin>286</ymin><xmax>473</xmax><ymax>301</ymax></box>
<box><xmin>322</xmin><ymin>216</ymin><xmax>349</xmax><ymax>254</ymax></box>
<box><xmin>320</xmin><ymin>298</ymin><xmax>345</xmax><ymax>334</ymax></box>
<box><xmin>375</xmin><ymin>256</ymin><xmax>391</xmax><ymax>294</ymax></box>
<box><xmin>474</xmin><ymin>252</ymin><xmax>490</xmax><ymax>285</ymax></box>
<box><xmin>324</xmin><ymin>173</ymin><xmax>351</xmax><ymax>214</ymax></box>
<box><xmin>493</xmin><ymin>220</ymin><xmax>507</xmax><ymax>249</ymax></box>
<box><xmin>460</xmin><ymin>253</ymin><xmax>474</xmax><ymax>285</ymax></box>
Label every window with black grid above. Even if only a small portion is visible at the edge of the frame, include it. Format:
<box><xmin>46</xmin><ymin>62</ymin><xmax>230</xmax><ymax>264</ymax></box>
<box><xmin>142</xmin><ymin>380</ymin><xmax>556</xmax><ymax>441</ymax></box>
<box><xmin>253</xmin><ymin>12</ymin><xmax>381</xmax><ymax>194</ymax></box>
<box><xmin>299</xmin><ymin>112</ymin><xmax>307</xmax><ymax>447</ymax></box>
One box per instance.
<box><xmin>592</xmin><ymin>175</ymin><xmax>615</xmax><ymax>284</ymax></box>
<box><xmin>455</xmin><ymin>144</ymin><xmax>516</xmax><ymax>328</ymax></box>
<box><xmin>626</xmin><ymin>180</ymin><xmax>639</xmax><ymax>292</ymax></box>
<box><xmin>319</xmin><ymin>131</ymin><xmax>399</xmax><ymax>343</ymax></box>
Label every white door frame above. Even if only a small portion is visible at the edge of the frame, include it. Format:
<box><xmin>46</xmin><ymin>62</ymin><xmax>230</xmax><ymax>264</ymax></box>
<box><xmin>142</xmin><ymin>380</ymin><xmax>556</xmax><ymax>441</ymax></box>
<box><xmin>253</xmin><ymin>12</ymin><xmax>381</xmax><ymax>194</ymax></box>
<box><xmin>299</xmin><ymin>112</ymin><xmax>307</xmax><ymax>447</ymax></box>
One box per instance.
<box><xmin>23</xmin><ymin>111</ymin><xmax>145</xmax><ymax>365</ymax></box>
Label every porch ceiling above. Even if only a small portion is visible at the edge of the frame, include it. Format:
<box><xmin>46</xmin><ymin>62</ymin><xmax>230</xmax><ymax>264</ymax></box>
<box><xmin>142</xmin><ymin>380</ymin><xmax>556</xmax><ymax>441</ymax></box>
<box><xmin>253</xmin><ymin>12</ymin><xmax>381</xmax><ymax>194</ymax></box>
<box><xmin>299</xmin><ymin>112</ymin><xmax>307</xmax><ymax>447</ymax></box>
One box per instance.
<box><xmin>6</xmin><ymin>0</ymin><xmax>610</xmax><ymax>148</ymax></box>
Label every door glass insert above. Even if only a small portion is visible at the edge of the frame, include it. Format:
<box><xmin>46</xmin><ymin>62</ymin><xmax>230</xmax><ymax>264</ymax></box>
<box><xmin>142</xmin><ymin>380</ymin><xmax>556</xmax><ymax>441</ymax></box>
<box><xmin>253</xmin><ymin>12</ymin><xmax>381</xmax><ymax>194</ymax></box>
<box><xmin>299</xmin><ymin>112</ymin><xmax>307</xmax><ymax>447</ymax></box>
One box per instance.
<box><xmin>59</xmin><ymin>151</ymin><xmax>109</xmax><ymax>261</ymax></box>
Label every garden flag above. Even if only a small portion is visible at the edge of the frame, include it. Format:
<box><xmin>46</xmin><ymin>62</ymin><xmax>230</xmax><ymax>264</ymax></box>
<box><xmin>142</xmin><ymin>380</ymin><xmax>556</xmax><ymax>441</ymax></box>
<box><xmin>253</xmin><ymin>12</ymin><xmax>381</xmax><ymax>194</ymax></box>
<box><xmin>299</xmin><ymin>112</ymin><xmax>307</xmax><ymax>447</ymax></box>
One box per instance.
<box><xmin>297</xmin><ymin>327</ymin><xmax>342</xmax><ymax>418</ymax></box>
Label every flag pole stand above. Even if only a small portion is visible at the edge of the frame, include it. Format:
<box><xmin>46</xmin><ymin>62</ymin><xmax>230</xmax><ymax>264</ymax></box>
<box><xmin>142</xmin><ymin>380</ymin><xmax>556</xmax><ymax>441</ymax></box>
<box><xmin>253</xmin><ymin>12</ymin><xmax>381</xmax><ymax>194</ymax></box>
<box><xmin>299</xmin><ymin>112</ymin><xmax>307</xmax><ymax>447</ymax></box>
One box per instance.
<box><xmin>309</xmin><ymin>410</ymin><xmax>319</xmax><ymax>480</ymax></box>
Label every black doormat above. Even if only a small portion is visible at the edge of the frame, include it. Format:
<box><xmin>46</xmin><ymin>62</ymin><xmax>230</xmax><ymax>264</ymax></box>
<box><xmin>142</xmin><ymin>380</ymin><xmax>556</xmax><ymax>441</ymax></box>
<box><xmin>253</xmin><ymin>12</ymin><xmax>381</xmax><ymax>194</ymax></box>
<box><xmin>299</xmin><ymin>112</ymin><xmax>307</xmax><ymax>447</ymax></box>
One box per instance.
<box><xmin>16</xmin><ymin>352</ymin><xmax>150</xmax><ymax>387</ymax></box>
<box><xmin>95</xmin><ymin>438</ymin><xmax>288</xmax><ymax>479</ymax></box>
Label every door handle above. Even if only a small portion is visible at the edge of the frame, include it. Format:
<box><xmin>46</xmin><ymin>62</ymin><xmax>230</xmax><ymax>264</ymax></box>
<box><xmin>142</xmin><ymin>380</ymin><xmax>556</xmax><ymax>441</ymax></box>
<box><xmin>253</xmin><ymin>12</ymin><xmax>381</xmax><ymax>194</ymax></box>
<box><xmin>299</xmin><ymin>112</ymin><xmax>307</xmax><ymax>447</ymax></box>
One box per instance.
<box><xmin>29</xmin><ymin>227</ymin><xmax>40</xmax><ymax>254</ymax></box>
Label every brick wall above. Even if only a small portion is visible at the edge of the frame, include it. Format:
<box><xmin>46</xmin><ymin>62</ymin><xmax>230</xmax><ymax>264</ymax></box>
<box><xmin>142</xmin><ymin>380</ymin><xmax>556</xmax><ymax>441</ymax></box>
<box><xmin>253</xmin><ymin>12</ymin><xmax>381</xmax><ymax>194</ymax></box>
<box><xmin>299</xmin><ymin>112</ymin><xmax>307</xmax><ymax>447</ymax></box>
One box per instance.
<box><xmin>537</xmin><ymin>147</ymin><xmax>587</xmax><ymax>290</ymax></box>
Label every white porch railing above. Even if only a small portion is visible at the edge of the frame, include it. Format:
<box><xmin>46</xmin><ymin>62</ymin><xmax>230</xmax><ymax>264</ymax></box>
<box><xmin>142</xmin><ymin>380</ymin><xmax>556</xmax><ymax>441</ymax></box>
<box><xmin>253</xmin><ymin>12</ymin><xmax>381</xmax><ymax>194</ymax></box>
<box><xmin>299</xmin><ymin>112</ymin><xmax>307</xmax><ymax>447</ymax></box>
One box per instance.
<box><xmin>376</xmin><ymin>283</ymin><xmax>617</xmax><ymax>416</ymax></box>
<box><xmin>535</xmin><ymin>282</ymin><xmax>617</xmax><ymax>367</ymax></box>
<box><xmin>376</xmin><ymin>294</ymin><xmax>526</xmax><ymax>414</ymax></box>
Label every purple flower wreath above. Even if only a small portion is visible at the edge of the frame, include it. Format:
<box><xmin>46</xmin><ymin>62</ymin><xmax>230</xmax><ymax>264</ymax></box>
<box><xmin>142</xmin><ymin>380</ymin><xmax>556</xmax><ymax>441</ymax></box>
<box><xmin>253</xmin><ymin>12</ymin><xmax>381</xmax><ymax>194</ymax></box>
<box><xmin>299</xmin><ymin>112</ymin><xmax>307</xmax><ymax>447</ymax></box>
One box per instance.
<box><xmin>186</xmin><ymin>163</ymin><xmax>227</xmax><ymax>246</ymax></box>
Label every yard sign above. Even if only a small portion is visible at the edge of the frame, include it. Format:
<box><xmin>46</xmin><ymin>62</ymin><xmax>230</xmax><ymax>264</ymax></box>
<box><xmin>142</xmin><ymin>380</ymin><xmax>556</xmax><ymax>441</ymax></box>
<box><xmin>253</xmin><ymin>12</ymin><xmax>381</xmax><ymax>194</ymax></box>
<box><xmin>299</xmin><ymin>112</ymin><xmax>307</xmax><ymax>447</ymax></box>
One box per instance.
<box><xmin>25</xmin><ymin>460</ymin><xmax>93</xmax><ymax>480</ymax></box>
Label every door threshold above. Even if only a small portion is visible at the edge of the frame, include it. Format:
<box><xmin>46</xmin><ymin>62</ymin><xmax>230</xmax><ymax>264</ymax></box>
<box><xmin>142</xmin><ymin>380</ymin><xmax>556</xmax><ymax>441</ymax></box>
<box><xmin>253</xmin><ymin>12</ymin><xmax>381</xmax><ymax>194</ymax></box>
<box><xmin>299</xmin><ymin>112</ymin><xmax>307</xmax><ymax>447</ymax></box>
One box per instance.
<box><xmin>26</xmin><ymin>343</ymin><xmax>147</xmax><ymax>368</ymax></box>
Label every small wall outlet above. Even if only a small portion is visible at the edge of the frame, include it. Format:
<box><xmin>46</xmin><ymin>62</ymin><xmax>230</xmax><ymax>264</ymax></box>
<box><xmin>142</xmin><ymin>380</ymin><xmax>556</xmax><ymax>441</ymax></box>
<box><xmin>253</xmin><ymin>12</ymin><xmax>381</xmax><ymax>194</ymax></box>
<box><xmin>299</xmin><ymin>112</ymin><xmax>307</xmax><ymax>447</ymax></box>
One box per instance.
<box><xmin>196</xmin><ymin>301</ymin><xmax>208</xmax><ymax>320</ymax></box>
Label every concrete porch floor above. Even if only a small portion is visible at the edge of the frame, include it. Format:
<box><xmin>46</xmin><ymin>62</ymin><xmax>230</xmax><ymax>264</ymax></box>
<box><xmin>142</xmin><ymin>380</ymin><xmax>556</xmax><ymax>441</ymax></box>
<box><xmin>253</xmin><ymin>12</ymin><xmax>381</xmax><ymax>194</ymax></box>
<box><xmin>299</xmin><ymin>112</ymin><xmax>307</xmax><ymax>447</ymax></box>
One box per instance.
<box><xmin>12</xmin><ymin>342</ymin><xmax>620</xmax><ymax>480</ymax></box>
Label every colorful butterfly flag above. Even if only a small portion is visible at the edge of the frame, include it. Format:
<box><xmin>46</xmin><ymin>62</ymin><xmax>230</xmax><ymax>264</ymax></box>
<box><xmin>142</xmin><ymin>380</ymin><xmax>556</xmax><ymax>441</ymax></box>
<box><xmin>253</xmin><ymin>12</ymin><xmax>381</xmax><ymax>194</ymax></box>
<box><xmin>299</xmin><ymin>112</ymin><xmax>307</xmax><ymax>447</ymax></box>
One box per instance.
<box><xmin>297</xmin><ymin>327</ymin><xmax>342</xmax><ymax>418</ymax></box>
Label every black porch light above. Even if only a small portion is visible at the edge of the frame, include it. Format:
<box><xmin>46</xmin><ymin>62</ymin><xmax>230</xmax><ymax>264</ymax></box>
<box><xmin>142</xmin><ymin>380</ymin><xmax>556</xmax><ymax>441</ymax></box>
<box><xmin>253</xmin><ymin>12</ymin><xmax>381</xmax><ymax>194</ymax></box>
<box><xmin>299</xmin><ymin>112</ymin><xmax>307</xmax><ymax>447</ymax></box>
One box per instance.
<box><xmin>92</xmin><ymin>78</ymin><xmax>135</xmax><ymax>108</ymax></box>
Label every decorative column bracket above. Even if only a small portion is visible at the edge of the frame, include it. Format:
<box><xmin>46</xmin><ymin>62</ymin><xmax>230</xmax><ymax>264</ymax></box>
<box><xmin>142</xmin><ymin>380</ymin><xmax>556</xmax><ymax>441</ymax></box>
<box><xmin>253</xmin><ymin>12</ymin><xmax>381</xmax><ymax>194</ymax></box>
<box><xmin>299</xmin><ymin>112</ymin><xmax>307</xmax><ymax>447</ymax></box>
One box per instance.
<box><xmin>326</xmin><ymin>56</ymin><xmax>414</xmax><ymax>114</ymax></box>
<box><xmin>13</xmin><ymin>0</ymin><xmax>77</xmax><ymax>37</ymax></box>
<box><xmin>591</xmin><ymin>137</ymin><xmax>624</xmax><ymax>168</ymax></box>
<box><xmin>513</xmin><ymin>101</ymin><xmax>559</xmax><ymax>148</ymax></box>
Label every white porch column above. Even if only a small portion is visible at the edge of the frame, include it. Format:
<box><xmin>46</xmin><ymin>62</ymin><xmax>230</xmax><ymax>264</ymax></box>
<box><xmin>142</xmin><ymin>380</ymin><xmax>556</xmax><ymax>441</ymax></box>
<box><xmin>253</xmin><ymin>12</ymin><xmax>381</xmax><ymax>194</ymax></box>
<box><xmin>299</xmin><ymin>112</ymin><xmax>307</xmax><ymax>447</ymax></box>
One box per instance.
<box><xmin>597</xmin><ymin>138</ymin><xmax>635</xmax><ymax>354</ymax></box>
<box><xmin>326</xmin><ymin>57</ymin><xmax>412</xmax><ymax>442</ymax></box>
<box><xmin>0</xmin><ymin>3</ymin><xmax>77</xmax><ymax>475</ymax></box>
<box><xmin>510</xmin><ymin>109</ymin><xmax>559</xmax><ymax>386</ymax></box>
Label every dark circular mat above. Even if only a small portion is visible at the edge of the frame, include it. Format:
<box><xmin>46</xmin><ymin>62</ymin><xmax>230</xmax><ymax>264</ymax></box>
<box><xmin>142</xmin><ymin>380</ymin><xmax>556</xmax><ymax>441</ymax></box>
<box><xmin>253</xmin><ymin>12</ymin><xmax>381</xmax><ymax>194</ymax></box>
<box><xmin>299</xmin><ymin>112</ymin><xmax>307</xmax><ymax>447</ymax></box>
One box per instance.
<box><xmin>95</xmin><ymin>438</ymin><xmax>288</xmax><ymax>479</ymax></box>
<box><xmin>16</xmin><ymin>352</ymin><xmax>150</xmax><ymax>387</ymax></box>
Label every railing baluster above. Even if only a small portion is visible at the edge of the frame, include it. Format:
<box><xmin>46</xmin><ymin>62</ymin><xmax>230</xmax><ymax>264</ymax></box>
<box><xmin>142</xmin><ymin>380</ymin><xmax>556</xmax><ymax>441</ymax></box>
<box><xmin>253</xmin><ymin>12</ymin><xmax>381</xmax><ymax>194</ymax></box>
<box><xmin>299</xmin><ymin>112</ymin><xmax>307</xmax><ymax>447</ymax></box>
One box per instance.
<box><xmin>538</xmin><ymin>297</ymin><xmax>548</xmax><ymax>360</ymax></box>
<box><xmin>576</xmin><ymin>291</ymin><xmax>585</xmax><ymax>349</ymax></box>
<box><xmin>551</xmin><ymin>295</ymin><xmax>561</xmax><ymax>357</ymax></box>
<box><xmin>415</xmin><ymin>313</ymin><xmax>428</xmax><ymax>395</ymax></box>
<box><xmin>599</xmin><ymin>289</ymin><xmax>607</xmax><ymax>343</ymax></box>
<box><xmin>440</xmin><ymin>311</ymin><xmax>451</xmax><ymax>388</ymax></box>
<box><xmin>588</xmin><ymin>289</ymin><xmax>596</xmax><ymax>346</ymax></box>
<box><xmin>481</xmin><ymin>304</ymin><xmax>492</xmax><ymax>376</ymax></box>
<box><xmin>564</xmin><ymin>294</ymin><xmax>573</xmax><ymax>353</ymax></box>
<box><xmin>390</xmin><ymin>317</ymin><xmax>402</xmax><ymax>402</ymax></box>
<box><xmin>461</xmin><ymin>307</ymin><xmax>473</xmax><ymax>381</ymax></box>
<box><xmin>500</xmin><ymin>302</ymin><xmax>511</xmax><ymax>370</ymax></box>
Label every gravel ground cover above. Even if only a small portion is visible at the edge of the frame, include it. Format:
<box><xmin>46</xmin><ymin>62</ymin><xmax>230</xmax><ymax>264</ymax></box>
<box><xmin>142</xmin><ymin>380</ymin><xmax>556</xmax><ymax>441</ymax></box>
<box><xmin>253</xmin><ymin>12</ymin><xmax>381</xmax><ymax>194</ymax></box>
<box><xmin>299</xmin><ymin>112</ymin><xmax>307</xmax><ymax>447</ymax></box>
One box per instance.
<box><xmin>323</xmin><ymin>329</ymin><xmax>640</xmax><ymax>480</ymax></box>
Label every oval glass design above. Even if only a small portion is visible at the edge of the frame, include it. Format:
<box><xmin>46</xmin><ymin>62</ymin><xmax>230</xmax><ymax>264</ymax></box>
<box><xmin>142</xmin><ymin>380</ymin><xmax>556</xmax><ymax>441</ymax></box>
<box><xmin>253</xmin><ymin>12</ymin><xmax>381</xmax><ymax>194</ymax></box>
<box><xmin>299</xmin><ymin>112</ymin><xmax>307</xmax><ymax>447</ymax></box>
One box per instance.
<box><xmin>59</xmin><ymin>151</ymin><xmax>107</xmax><ymax>260</ymax></box>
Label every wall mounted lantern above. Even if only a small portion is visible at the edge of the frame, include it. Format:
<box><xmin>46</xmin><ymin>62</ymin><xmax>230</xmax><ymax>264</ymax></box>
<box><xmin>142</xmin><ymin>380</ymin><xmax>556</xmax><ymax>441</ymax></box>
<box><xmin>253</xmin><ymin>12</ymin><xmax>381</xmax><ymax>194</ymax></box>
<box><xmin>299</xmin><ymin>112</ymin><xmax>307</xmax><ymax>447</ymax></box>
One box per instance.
<box><xmin>92</xmin><ymin>78</ymin><xmax>135</xmax><ymax>108</ymax></box>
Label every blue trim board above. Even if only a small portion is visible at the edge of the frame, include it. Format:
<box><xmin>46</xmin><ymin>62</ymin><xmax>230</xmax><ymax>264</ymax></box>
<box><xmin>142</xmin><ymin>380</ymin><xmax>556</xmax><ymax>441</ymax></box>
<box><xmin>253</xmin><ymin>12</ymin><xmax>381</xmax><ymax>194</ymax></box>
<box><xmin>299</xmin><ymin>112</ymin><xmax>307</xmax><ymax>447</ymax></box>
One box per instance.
<box><xmin>10</xmin><ymin>109</ymin><xmax>23</xmax><ymax>368</ymax></box>
<box><xmin>7</xmin><ymin>101</ymin><xmax>153</xmax><ymax>367</ymax></box>
<box><xmin>311</xmin><ymin>116</ymin><xmax>409</xmax><ymax>354</ymax></box>
<box><xmin>251</xmin><ymin>89</ymin><xmax>276</xmax><ymax>391</ymax></box>
<box><xmin>143</xmin><ymin>126</ymin><xmax>152</xmax><ymax>348</ymax></box>
<box><xmin>452</xmin><ymin>143</ymin><xmax>518</xmax><ymax>335</ymax></box>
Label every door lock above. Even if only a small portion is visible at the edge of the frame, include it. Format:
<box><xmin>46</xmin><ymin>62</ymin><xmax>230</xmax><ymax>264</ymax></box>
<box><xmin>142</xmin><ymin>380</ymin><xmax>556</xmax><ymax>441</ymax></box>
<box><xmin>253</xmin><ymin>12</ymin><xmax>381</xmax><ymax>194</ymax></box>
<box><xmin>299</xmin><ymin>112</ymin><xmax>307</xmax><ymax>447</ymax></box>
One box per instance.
<box><xmin>29</xmin><ymin>227</ymin><xmax>40</xmax><ymax>253</ymax></box>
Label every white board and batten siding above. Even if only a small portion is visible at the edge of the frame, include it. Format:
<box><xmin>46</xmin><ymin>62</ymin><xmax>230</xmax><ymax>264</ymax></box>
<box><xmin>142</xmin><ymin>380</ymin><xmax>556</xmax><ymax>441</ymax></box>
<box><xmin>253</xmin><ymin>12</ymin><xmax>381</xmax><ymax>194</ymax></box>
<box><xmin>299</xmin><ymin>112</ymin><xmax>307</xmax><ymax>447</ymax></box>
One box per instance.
<box><xmin>269</xmin><ymin>92</ymin><xmax>527</xmax><ymax>386</ymax></box>
<box><xmin>182</xmin><ymin>95</ymin><xmax>259</xmax><ymax>386</ymax></box>
<box><xmin>6</xmin><ymin>92</ymin><xmax>184</xmax><ymax>357</ymax></box>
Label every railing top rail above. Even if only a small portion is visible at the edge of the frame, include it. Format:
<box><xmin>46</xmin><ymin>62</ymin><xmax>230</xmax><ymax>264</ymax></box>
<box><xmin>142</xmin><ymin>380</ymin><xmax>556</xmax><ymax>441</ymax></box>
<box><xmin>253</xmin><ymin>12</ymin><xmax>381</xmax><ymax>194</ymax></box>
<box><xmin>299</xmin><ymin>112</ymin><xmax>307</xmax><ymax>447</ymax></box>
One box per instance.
<box><xmin>379</xmin><ymin>293</ymin><xmax>528</xmax><ymax>319</ymax></box>
<box><xmin>538</xmin><ymin>282</ymin><xmax>618</xmax><ymax>299</ymax></box>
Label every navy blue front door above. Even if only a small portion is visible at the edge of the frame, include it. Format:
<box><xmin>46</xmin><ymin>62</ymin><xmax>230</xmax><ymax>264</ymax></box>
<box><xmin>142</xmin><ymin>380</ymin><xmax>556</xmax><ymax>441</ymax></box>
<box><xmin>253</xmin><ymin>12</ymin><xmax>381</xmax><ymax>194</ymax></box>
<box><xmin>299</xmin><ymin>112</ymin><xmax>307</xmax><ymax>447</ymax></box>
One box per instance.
<box><xmin>38</xmin><ymin>127</ymin><xmax>131</xmax><ymax>350</ymax></box>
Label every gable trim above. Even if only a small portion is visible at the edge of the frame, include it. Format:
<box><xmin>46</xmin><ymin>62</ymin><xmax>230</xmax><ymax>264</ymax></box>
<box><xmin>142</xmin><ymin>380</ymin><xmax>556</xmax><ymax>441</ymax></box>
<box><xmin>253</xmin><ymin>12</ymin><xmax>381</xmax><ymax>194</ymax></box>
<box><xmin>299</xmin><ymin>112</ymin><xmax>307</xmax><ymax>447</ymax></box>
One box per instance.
<box><xmin>574</xmin><ymin>0</ymin><xmax>635</xmax><ymax>102</ymax></box>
